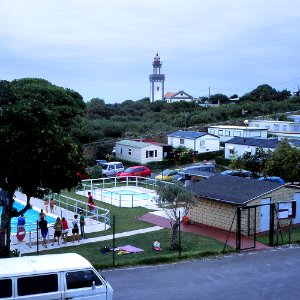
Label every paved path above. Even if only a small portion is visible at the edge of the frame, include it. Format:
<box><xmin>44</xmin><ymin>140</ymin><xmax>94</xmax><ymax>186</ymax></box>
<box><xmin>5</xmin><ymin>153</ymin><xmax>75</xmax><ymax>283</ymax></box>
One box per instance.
<box><xmin>19</xmin><ymin>226</ymin><xmax>164</xmax><ymax>254</ymax></box>
<box><xmin>139</xmin><ymin>212</ymin><xmax>271</xmax><ymax>250</ymax></box>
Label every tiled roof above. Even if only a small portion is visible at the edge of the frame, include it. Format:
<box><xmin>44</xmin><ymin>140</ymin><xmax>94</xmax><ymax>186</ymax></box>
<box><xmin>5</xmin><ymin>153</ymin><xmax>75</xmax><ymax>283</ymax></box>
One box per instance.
<box><xmin>116</xmin><ymin>140</ymin><xmax>161</xmax><ymax>149</ymax></box>
<box><xmin>186</xmin><ymin>174</ymin><xmax>283</xmax><ymax>205</ymax></box>
<box><xmin>164</xmin><ymin>92</ymin><xmax>175</xmax><ymax>98</ymax></box>
<box><xmin>168</xmin><ymin>130</ymin><xmax>208</xmax><ymax>139</ymax></box>
<box><xmin>225</xmin><ymin>137</ymin><xmax>280</xmax><ymax>148</ymax></box>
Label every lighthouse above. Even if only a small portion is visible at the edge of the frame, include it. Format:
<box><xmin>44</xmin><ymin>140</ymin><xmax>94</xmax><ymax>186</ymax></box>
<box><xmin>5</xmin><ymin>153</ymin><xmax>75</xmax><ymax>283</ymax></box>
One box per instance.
<box><xmin>149</xmin><ymin>53</ymin><xmax>165</xmax><ymax>102</ymax></box>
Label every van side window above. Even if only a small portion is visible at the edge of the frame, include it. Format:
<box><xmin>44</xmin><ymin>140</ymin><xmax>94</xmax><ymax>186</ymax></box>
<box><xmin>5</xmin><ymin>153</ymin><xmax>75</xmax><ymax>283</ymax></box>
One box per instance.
<box><xmin>66</xmin><ymin>270</ymin><xmax>102</xmax><ymax>290</ymax></box>
<box><xmin>0</xmin><ymin>278</ymin><xmax>12</xmax><ymax>298</ymax></box>
<box><xmin>17</xmin><ymin>274</ymin><xmax>58</xmax><ymax>296</ymax></box>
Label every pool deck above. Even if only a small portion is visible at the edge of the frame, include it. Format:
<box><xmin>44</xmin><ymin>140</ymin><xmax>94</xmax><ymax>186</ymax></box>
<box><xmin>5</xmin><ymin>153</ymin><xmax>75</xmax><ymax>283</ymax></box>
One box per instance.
<box><xmin>12</xmin><ymin>191</ymin><xmax>111</xmax><ymax>254</ymax></box>
<box><xmin>77</xmin><ymin>186</ymin><xmax>159</xmax><ymax>209</ymax></box>
<box><xmin>12</xmin><ymin>187</ymin><xmax>164</xmax><ymax>255</ymax></box>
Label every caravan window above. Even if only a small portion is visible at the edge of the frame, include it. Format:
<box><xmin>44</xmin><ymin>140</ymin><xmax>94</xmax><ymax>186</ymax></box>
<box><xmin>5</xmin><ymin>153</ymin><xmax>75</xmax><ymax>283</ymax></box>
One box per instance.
<box><xmin>66</xmin><ymin>270</ymin><xmax>102</xmax><ymax>290</ymax></box>
<box><xmin>17</xmin><ymin>274</ymin><xmax>58</xmax><ymax>296</ymax></box>
<box><xmin>0</xmin><ymin>278</ymin><xmax>12</xmax><ymax>298</ymax></box>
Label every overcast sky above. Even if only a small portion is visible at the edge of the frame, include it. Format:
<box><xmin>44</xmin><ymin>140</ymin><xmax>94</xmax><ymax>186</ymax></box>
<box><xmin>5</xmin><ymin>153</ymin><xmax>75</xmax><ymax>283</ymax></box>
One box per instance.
<box><xmin>1</xmin><ymin>0</ymin><xmax>300</xmax><ymax>103</ymax></box>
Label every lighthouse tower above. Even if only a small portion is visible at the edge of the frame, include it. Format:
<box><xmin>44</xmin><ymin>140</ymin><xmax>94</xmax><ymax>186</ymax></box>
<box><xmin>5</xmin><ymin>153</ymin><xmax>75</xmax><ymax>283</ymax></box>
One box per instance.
<box><xmin>149</xmin><ymin>53</ymin><xmax>165</xmax><ymax>102</ymax></box>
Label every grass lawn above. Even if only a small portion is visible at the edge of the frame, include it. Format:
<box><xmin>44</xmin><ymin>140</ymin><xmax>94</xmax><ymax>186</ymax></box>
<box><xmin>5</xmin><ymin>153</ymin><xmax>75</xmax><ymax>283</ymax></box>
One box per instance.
<box><xmin>32</xmin><ymin>189</ymin><xmax>234</xmax><ymax>268</ymax></box>
<box><xmin>257</xmin><ymin>226</ymin><xmax>300</xmax><ymax>246</ymax></box>
<box><xmin>39</xmin><ymin>228</ymin><xmax>232</xmax><ymax>269</ymax></box>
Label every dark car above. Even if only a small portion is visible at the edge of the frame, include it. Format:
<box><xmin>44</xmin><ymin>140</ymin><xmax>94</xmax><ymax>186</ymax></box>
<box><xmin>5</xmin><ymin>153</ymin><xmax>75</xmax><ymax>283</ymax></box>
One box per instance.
<box><xmin>116</xmin><ymin>166</ymin><xmax>151</xmax><ymax>180</ymax></box>
<box><xmin>96</xmin><ymin>159</ymin><xmax>108</xmax><ymax>167</ymax></box>
<box><xmin>258</xmin><ymin>176</ymin><xmax>285</xmax><ymax>184</ymax></box>
<box><xmin>220</xmin><ymin>169</ymin><xmax>252</xmax><ymax>178</ymax></box>
<box><xmin>173</xmin><ymin>164</ymin><xmax>216</xmax><ymax>183</ymax></box>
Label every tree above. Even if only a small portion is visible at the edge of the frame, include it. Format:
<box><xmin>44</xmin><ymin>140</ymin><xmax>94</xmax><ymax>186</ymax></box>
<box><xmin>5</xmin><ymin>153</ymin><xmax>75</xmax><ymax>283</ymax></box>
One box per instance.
<box><xmin>0</xmin><ymin>78</ymin><xmax>85</xmax><ymax>257</ymax></box>
<box><xmin>209</xmin><ymin>93</ymin><xmax>229</xmax><ymax>105</ymax></box>
<box><xmin>240</xmin><ymin>84</ymin><xmax>291</xmax><ymax>103</ymax></box>
<box><xmin>263</xmin><ymin>140</ymin><xmax>300</xmax><ymax>183</ymax></box>
<box><xmin>241</xmin><ymin>147</ymin><xmax>272</xmax><ymax>176</ymax></box>
<box><xmin>155</xmin><ymin>182</ymin><xmax>194</xmax><ymax>250</ymax></box>
<box><xmin>229</xmin><ymin>153</ymin><xmax>245</xmax><ymax>172</ymax></box>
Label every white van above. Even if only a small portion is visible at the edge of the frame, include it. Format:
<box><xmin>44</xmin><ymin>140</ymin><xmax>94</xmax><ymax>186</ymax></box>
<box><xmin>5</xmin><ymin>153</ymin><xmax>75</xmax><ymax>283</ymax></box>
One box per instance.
<box><xmin>101</xmin><ymin>162</ymin><xmax>124</xmax><ymax>177</ymax></box>
<box><xmin>0</xmin><ymin>253</ymin><xmax>113</xmax><ymax>299</ymax></box>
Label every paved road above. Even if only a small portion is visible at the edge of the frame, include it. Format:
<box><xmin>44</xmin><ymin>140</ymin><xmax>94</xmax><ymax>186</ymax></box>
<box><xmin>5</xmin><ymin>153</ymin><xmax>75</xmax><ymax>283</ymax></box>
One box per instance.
<box><xmin>102</xmin><ymin>246</ymin><xmax>300</xmax><ymax>300</ymax></box>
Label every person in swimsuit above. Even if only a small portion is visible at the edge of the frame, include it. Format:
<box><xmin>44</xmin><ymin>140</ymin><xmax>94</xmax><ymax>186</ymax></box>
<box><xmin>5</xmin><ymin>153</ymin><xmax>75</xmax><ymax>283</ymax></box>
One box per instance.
<box><xmin>44</xmin><ymin>198</ymin><xmax>49</xmax><ymax>214</ymax></box>
<box><xmin>49</xmin><ymin>197</ymin><xmax>55</xmax><ymax>214</ymax></box>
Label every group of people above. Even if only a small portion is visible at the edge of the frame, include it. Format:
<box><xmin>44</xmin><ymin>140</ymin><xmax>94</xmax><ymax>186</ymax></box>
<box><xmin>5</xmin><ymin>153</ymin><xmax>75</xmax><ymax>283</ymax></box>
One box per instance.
<box><xmin>37</xmin><ymin>208</ymin><xmax>86</xmax><ymax>247</ymax></box>
<box><xmin>36</xmin><ymin>192</ymin><xmax>94</xmax><ymax>247</ymax></box>
<box><xmin>43</xmin><ymin>197</ymin><xmax>55</xmax><ymax>214</ymax></box>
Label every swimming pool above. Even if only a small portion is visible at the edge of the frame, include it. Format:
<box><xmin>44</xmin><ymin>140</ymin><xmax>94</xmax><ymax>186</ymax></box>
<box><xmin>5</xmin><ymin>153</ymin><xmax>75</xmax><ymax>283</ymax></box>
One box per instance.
<box><xmin>0</xmin><ymin>201</ymin><xmax>56</xmax><ymax>233</ymax></box>
<box><xmin>102</xmin><ymin>189</ymin><xmax>155</xmax><ymax>200</ymax></box>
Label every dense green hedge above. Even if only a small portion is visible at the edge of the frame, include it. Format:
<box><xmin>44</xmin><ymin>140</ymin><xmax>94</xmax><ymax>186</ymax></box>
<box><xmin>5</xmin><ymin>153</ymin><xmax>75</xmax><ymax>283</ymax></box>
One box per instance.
<box><xmin>215</xmin><ymin>156</ymin><xmax>230</xmax><ymax>166</ymax></box>
<box><xmin>196</xmin><ymin>150</ymin><xmax>224</xmax><ymax>161</ymax></box>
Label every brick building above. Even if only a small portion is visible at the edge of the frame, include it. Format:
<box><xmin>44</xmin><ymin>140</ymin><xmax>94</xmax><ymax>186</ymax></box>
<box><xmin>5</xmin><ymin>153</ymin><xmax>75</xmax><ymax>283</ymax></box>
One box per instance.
<box><xmin>187</xmin><ymin>174</ymin><xmax>299</xmax><ymax>233</ymax></box>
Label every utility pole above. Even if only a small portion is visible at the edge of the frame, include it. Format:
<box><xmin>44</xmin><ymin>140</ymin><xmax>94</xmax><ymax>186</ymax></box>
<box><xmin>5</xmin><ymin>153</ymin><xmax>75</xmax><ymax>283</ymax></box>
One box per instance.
<box><xmin>208</xmin><ymin>86</ymin><xmax>211</xmax><ymax>99</ymax></box>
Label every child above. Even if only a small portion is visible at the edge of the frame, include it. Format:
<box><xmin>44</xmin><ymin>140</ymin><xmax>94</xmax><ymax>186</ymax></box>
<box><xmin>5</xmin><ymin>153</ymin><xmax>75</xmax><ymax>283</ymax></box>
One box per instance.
<box><xmin>39</xmin><ymin>209</ymin><xmax>45</xmax><ymax>221</ymax></box>
<box><xmin>72</xmin><ymin>214</ymin><xmax>80</xmax><ymax>242</ymax></box>
<box><xmin>52</xmin><ymin>217</ymin><xmax>62</xmax><ymax>246</ymax></box>
<box><xmin>17</xmin><ymin>214</ymin><xmax>26</xmax><ymax>229</ymax></box>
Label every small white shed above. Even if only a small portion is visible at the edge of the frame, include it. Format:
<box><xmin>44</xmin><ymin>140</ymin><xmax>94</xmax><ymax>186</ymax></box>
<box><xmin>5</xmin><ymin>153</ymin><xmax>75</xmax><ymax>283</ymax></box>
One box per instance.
<box><xmin>115</xmin><ymin>140</ymin><xmax>163</xmax><ymax>164</ymax></box>
<box><xmin>167</xmin><ymin>130</ymin><xmax>220</xmax><ymax>153</ymax></box>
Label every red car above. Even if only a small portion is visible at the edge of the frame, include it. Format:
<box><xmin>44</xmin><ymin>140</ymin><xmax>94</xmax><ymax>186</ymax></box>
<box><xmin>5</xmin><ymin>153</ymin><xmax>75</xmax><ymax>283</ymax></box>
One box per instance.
<box><xmin>116</xmin><ymin>166</ymin><xmax>151</xmax><ymax>180</ymax></box>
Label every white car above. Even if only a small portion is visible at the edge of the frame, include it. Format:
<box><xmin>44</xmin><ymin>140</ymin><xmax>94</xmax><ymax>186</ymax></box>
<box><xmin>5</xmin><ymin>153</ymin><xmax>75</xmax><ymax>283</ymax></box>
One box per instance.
<box><xmin>101</xmin><ymin>162</ymin><xmax>124</xmax><ymax>177</ymax></box>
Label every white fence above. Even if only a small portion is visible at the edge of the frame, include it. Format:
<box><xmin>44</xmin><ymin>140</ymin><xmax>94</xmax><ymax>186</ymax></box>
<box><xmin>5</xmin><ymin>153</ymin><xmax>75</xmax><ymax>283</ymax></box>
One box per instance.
<box><xmin>80</xmin><ymin>176</ymin><xmax>163</xmax><ymax>208</ymax></box>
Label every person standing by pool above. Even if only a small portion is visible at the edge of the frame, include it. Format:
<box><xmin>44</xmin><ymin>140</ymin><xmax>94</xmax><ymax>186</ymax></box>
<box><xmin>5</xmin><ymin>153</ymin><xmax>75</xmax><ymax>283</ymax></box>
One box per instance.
<box><xmin>38</xmin><ymin>217</ymin><xmax>48</xmax><ymax>248</ymax></box>
<box><xmin>17</xmin><ymin>214</ymin><xmax>26</xmax><ymax>229</ymax></box>
<box><xmin>87</xmin><ymin>192</ymin><xmax>95</xmax><ymax>212</ymax></box>
<box><xmin>52</xmin><ymin>217</ymin><xmax>62</xmax><ymax>246</ymax></box>
<box><xmin>44</xmin><ymin>198</ymin><xmax>49</xmax><ymax>214</ymax></box>
<box><xmin>39</xmin><ymin>209</ymin><xmax>45</xmax><ymax>221</ymax></box>
<box><xmin>49</xmin><ymin>197</ymin><xmax>55</xmax><ymax>214</ymax></box>
<box><xmin>79</xmin><ymin>210</ymin><xmax>85</xmax><ymax>239</ymax></box>
<box><xmin>72</xmin><ymin>214</ymin><xmax>80</xmax><ymax>242</ymax></box>
<box><xmin>61</xmin><ymin>217</ymin><xmax>69</xmax><ymax>243</ymax></box>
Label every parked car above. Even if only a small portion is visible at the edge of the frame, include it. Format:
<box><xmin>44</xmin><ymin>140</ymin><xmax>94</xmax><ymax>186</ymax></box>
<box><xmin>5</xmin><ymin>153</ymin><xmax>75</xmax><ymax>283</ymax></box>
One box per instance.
<box><xmin>96</xmin><ymin>159</ymin><xmax>107</xmax><ymax>167</ymax></box>
<box><xmin>116</xmin><ymin>166</ymin><xmax>151</xmax><ymax>180</ymax></box>
<box><xmin>258</xmin><ymin>176</ymin><xmax>285</xmax><ymax>184</ymax></box>
<box><xmin>155</xmin><ymin>169</ymin><xmax>181</xmax><ymax>182</ymax></box>
<box><xmin>101</xmin><ymin>162</ymin><xmax>124</xmax><ymax>177</ymax></box>
<box><xmin>172</xmin><ymin>164</ymin><xmax>216</xmax><ymax>183</ymax></box>
<box><xmin>220</xmin><ymin>169</ymin><xmax>252</xmax><ymax>178</ymax></box>
<box><xmin>184</xmin><ymin>164</ymin><xmax>216</xmax><ymax>173</ymax></box>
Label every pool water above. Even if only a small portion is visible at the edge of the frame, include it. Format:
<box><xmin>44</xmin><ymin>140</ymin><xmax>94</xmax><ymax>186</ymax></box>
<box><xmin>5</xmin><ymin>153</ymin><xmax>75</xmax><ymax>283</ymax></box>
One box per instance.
<box><xmin>0</xmin><ymin>201</ymin><xmax>56</xmax><ymax>233</ymax></box>
<box><xmin>103</xmin><ymin>189</ymin><xmax>155</xmax><ymax>200</ymax></box>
